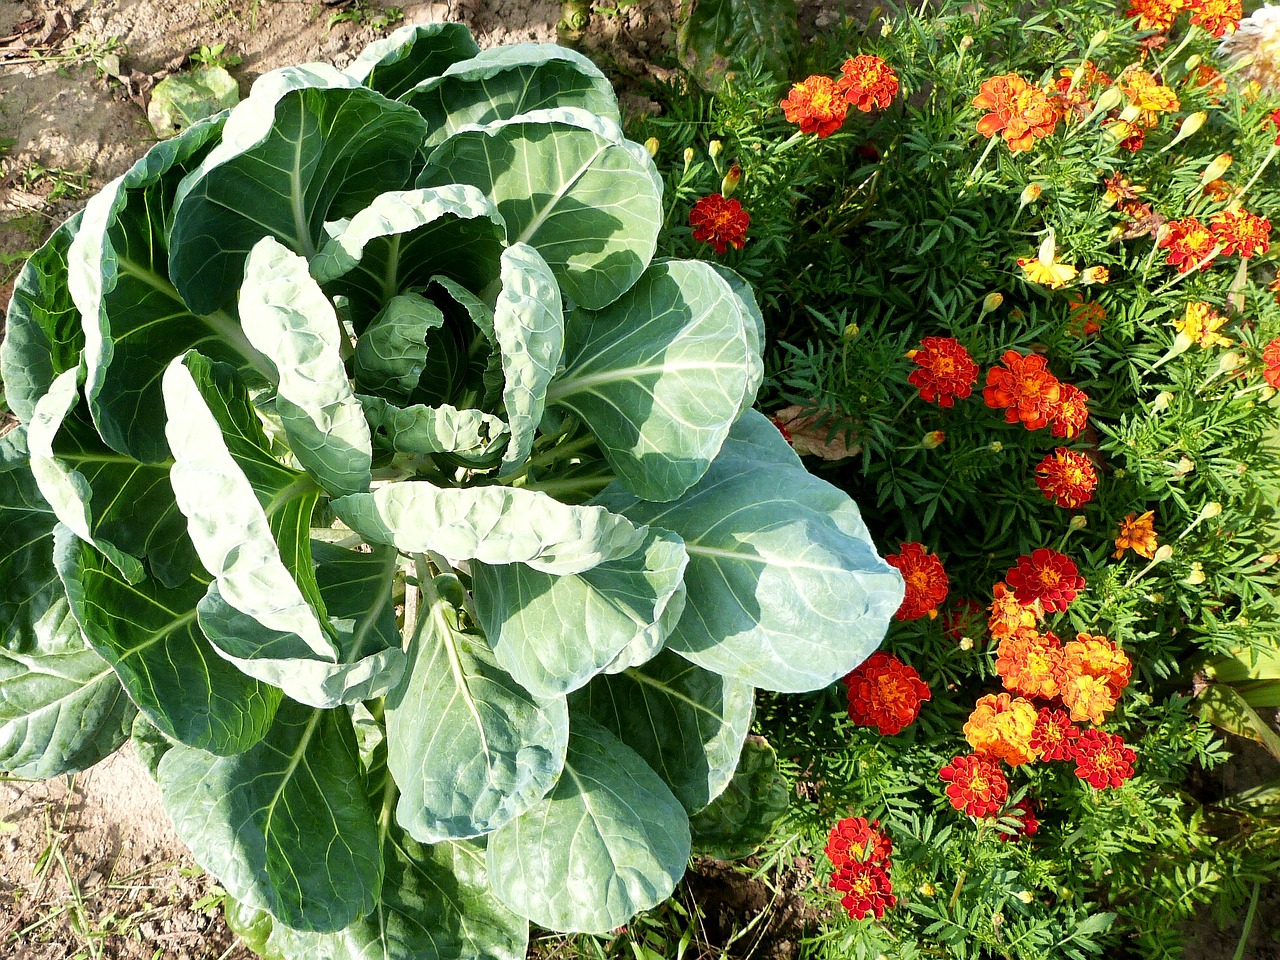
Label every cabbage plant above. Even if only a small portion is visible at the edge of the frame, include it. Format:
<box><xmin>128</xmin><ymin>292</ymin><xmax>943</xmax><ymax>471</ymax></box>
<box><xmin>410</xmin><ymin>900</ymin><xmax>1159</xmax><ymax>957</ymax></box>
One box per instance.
<box><xmin>0</xmin><ymin>23</ymin><xmax>903</xmax><ymax>959</ymax></box>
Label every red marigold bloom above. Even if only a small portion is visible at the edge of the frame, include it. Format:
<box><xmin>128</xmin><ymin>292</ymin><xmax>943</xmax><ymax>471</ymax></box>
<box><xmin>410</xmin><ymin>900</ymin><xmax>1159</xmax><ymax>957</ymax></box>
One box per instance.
<box><xmin>939</xmin><ymin>753</ymin><xmax>1009</xmax><ymax>817</ymax></box>
<box><xmin>1035</xmin><ymin>448</ymin><xmax>1098</xmax><ymax>509</ymax></box>
<box><xmin>996</xmin><ymin>630</ymin><xmax>1066</xmax><ymax>700</ymax></box>
<box><xmin>1072</xmin><ymin>729</ymin><xmax>1137</xmax><ymax>789</ymax></box>
<box><xmin>1126</xmin><ymin>0</ymin><xmax>1185</xmax><ymax>31</ymax></box>
<box><xmin>689</xmin><ymin>194</ymin><xmax>750</xmax><ymax>254</ymax></box>
<box><xmin>884</xmin><ymin>542</ymin><xmax>949</xmax><ymax>621</ymax></box>
<box><xmin>907</xmin><ymin>336</ymin><xmax>980</xmax><ymax>407</ymax></box>
<box><xmin>965</xmin><ymin>693</ymin><xmax>1040</xmax><ymax>766</ymax></box>
<box><xmin>1188</xmin><ymin>0</ymin><xmax>1242</xmax><ymax>36</ymax></box>
<box><xmin>1210</xmin><ymin>209</ymin><xmax>1272</xmax><ymax>258</ymax></box>
<box><xmin>781</xmin><ymin>75</ymin><xmax>849</xmax><ymax>137</ymax></box>
<box><xmin>830</xmin><ymin>860</ymin><xmax>897</xmax><ymax>920</ymax></box>
<box><xmin>1159</xmin><ymin>217</ymin><xmax>1219</xmax><ymax>272</ymax></box>
<box><xmin>983</xmin><ymin>350</ymin><xmax>1063</xmax><ymax>431</ymax></box>
<box><xmin>1028</xmin><ymin>707</ymin><xmax>1083</xmax><ymax>761</ymax></box>
<box><xmin>826</xmin><ymin>817</ymin><xmax>893</xmax><ymax>868</ymax></box>
<box><xmin>1262</xmin><ymin>338</ymin><xmax>1280</xmax><ymax>389</ymax></box>
<box><xmin>998</xmin><ymin>799</ymin><xmax>1041</xmax><ymax>842</ymax></box>
<box><xmin>1006</xmin><ymin>548</ymin><xmax>1085</xmax><ymax>613</ymax></box>
<box><xmin>1049</xmin><ymin>383</ymin><xmax>1090</xmax><ymax>440</ymax></box>
<box><xmin>988</xmin><ymin>581</ymin><xmax>1042</xmax><ymax>641</ymax></box>
<box><xmin>973</xmin><ymin>73</ymin><xmax>1060</xmax><ymax>152</ymax></box>
<box><xmin>838</xmin><ymin>55</ymin><xmax>899</xmax><ymax>112</ymax></box>
<box><xmin>1271</xmin><ymin>109</ymin><xmax>1280</xmax><ymax>147</ymax></box>
<box><xmin>843</xmin><ymin>651</ymin><xmax>932</xmax><ymax>735</ymax></box>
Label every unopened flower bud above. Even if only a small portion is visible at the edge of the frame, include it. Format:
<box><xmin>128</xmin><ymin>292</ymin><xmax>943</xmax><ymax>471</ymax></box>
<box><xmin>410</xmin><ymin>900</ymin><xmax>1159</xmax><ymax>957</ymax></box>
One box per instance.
<box><xmin>1184</xmin><ymin>562</ymin><xmax>1206</xmax><ymax>585</ymax></box>
<box><xmin>1174</xmin><ymin>455</ymin><xmax>1196</xmax><ymax>477</ymax></box>
<box><xmin>959</xmin><ymin>636</ymin><xmax>974</xmax><ymax>651</ymax></box>
<box><xmin>980</xmin><ymin>291</ymin><xmax>1004</xmax><ymax>316</ymax></box>
<box><xmin>1016</xmin><ymin>891</ymin><xmax>1034</xmax><ymax>905</ymax></box>
<box><xmin>1081</xmin><ymin>266</ymin><xmax>1110</xmax><ymax>284</ymax></box>
<box><xmin>1107</xmin><ymin>224</ymin><xmax>1126</xmax><ymax>242</ymax></box>
<box><xmin>1118</xmin><ymin>103</ymin><xmax>1143</xmax><ymax>125</ymax></box>
<box><xmin>1090</xmin><ymin>29</ymin><xmax>1109</xmax><ymax>47</ymax></box>
<box><xmin>1201</xmin><ymin>153</ymin><xmax>1233</xmax><ymax>183</ymax></box>
<box><xmin>1093</xmin><ymin>86</ymin><xmax>1124</xmax><ymax>114</ymax></box>
<box><xmin>1217</xmin><ymin>351</ymin><xmax>1245</xmax><ymax>375</ymax></box>
<box><xmin>989</xmin><ymin>441</ymin><xmax>1003</xmax><ymax>453</ymax></box>
<box><xmin>1169</xmin><ymin>111</ymin><xmax>1207</xmax><ymax>147</ymax></box>
<box><xmin>1153</xmin><ymin>391</ymin><xmax>1174</xmax><ymax>412</ymax></box>
<box><xmin>922</xmin><ymin>430</ymin><xmax>946</xmax><ymax>449</ymax></box>
<box><xmin>1262</xmin><ymin>386</ymin><xmax>1277</xmax><ymax>401</ymax></box>
<box><xmin>843</xmin><ymin>322</ymin><xmax>860</xmax><ymax>340</ymax></box>
<box><xmin>721</xmin><ymin>163</ymin><xmax>742</xmax><ymax>197</ymax></box>
<box><xmin>1185</xmin><ymin>53</ymin><xmax>1202</xmax><ymax>71</ymax></box>
<box><xmin>708</xmin><ymin>139</ymin><xmax>723</xmax><ymax>159</ymax></box>
<box><xmin>644</xmin><ymin>136</ymin><xmax>659</xmax><ymax>158</ymax></box>
<box><xmin>959</xmin><ymin>35</ymin><xmax>973</xmax><ymax>50</ymax></box>
<box><xmin>920</xmin><ymin>882</ymin><xmax>937</xmax><ymax>896</ymax></box>
<box><xmin>1069</xmin><ymin>515</ymin><xmax>1088</xmax><ymax>531</ymax></box>
<box><xmin>1019</xmin><ymin>183</ymin><xmax>1042</xmax><ymax>209</ymax></box>
<box><xmin>881</xmin><ymin>20</ymin><xmax>894</xmax><ymax>36</ymax></box>
<box><xmin>1154</xmin><ymin>544</ymin><xmax>1174</xmax><ymax>563</ymax></box>
<box><xmin>683</xmin><ymin>147</ymin><xmax>694</xmax><ymax>171</ymax></box>
<box><xmin>1199</xmin><ymin>501</ymin><xmax>1223</xmax><ymax>521</ymax></box>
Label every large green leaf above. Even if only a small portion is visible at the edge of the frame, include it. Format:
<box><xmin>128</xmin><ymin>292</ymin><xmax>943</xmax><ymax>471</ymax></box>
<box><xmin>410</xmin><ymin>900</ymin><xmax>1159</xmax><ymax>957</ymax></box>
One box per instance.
<box><xmin>418</xmin><ymin>108</ymin><xmax>661</xmax><ymax>310</ymax></box>
<box><xmin>27</xmin><ymin>368</ymin><xmax>196</xmax><ymax>587</ymax></box>
<box><xmin>331</xmin><ymin>483</ymin><xmax>647</xmax><ymax>576</ymax></box>
<box><xmin>708</xmin><ymin>263</ymin><xmax>764</xmax><ymax>418</ymax></box>
<box><xmin>310</xmin><ymin>186</ymin><xmax>506</xmax><ymax>326</ymax></box>
<box><xmin>545</xmin><ymin>260</ymin><xmax>757</xmax><ymax>502</ymax></box>
<box><xmin>169</xmin><ymin>65</ymin><xmax>427</xmax><ymax>315</ymax></box>
<box><xmin>597</xmin><ymin>410</ymin><xmax>904</xmax><ymax>692</ymax></box>
<box><xmin>387</xmin><ymin>598</ymin><xmax>567</xmax><ymax>842</ymax></box>
<box><xmin>360</xmin><ymin>395</ymin><xmax>509</xmax><ymax>460</ymax></box>
<box><xmin>197</xmin><ymin>543</ymin><xmax>407</xmax><ymax>709</ymax></box>
<box><xmin>472</xmin><ymin>527</ymin><xmax>687</xmax><ymax>698</ymax></box>
<box><xmin>162</xmin><ymin>352</ymin><xmax>336</xmax><ymax>664</ymax></box>
<box><xmin>54</xmin><ymin>525</ymin><xmax>279</xmax><ymax>756</ymax></box>
<box><xmin>158</xmin><ymin>699</ymin><xmax>382</xmax><ymax>933</ymax></box>
<box><xmin>353</xmin><ymin>293</ymin><xmax>445</xmax><ymax>404</ymax></box>
<box><xmin>571</xmin><ymin>651</ymin><xmax>752</xmax><ymax>813</ymax></box>
<box><xmin>0</xmin><ymin>212</ymin><xmax>84</xmax><ymax>425</ymax></box>
<box><xmin>677</xmin><ymin>0</ymin><xmax>798</xmax><ymax>92</ymax></box>
<box><xmin>345</xmin><ymin>22</ymin><xmax>481</xmax><ymax>99</ymax></box>
<box><xmin>404</xmin><ymin>45</ymin><xmax>620</xmax><ymax>150</ymax></box>
<box><xmin>0</xmin><ymin>427</ymin><xmax>65</xmax><ymax>653</ymax></box>
<box><xmin>239</xmin><ymin>237</ymin><xmax>372</xmax><ymax>497</ymax></box>
<box><xmin>487</xmin><ymin>716</ymin><xmax>690</xmax><ymax>934</ymax></box>
<box><xmin>688</xmin><ymin>735</ymin><xmax>790</xmax><ymax>860</ymax></box>
<box><xmin>492</xmin><ymin>243</ymin><xmax>562</xmax><ymax>475</ymax></box>
<box><xmin>66</xmin><ymin>115</ymin><xmax>265</xmax><ymax>464</ymax></box>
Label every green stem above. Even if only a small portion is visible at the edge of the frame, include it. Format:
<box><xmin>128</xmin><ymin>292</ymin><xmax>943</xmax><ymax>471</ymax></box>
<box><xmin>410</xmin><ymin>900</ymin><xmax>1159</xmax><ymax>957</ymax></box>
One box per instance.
<box><xmin>521</xmin><ymin>473</ymin><xmax>614</xmax><ymax>501</ymax></box>
<box><xmin>523</xmin><ymin>432</ymin><xmax>599</xmax><ymax>472</ymax></box>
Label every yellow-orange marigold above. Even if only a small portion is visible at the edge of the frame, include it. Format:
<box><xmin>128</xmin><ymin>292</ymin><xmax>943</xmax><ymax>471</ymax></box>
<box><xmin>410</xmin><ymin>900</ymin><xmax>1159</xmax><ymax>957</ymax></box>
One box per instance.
<box><xmin>988</xmin><ymin>582</ymin><xmax>1041</xmax><ymax>640</ymax></box>
<box><xmin>973</xmin><ymin>73</ymin><xmax>1060</xmax><ymax>152</ymax></box>
<box><xmin>996</xmin><ymin>630</ymin><xmax>1066</xmax><ymax>700</ymax></box>
<box><xmin>965</xmin><ymin>693</ymin><xmax>1040</xmax><ymax>766</ymax></box>
<box><xmin>1114</xmin><ymin>510</ymin><xmax>1158</xmax><ymax>559</ymax></box>
<box><xmin>1118</xmin><ymin>69</ymin><xmax>1181</xmax><ymax>126</ymax></box>
<box><xmin>781</xmin><ymin>75</ymin><xmax>849</xmax><ymax>137</ymax></box>
<box><xmin>1210</xmin><ymin>209</ymin><xmax>1272</xmax><ymax>258</ymax></box>
<box><xmin>1060</xmin><ymin>633</ymin><xmax>1132</xmax><ymax>724</ymax></box>
<box><xmin>1174</xmin><ymin>302</ymin><xmax>1231</xmax><ymax>349</ymax></box>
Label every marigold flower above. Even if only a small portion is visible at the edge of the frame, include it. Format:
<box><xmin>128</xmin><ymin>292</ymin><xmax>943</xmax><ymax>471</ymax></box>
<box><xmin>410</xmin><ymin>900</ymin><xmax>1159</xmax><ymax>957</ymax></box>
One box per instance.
<box><xmin>1202</xmin><ymin>178</ymin><xmax>1233</xmax><ymax>202</ymax></box>
<box><xmin>965</xmin><ymin>693</ymin><xmax>1041</xmax><ymax>766</ymax></box>
<box><xmin>843</xmin><ymin>651</ymin><xmax>933</xmax><ymax>734</ymax></box>
<box><xmin>1035</xmin><ymin>448</ymin><xmax>1098</xmax><ymax>509</ymax></box>
<box><xmin>1118</xmin><ymin>69</ymin><xmax>1181</xmax><ymax>126</ymax></box>
<box><xmin>1028</xmin><ymin>707</ymin><xmax>1083</xmax><ymax>761</ymax></box>
<box><xmin>998</xmin><ymin>799</ymin><xmax>1041</xmax><ymax>842</ymax></box>
<box><xmin>1061</xmin><ymin>673</ymin><xmax>1119</xmax><ymax>725</ymax></box>
<box><xmin>1210</xmin><ymin>209</ymin><xmax>1272</xmax><ymax>258</ymax></box>
<box><xmin>988</xmin><ymin>582</ymin><xmax>1041</xmax><ymax>640</ymax></box>
<box><xmin>1067</xmin><ymin>297</ymin><xmax>1105</xmax><ymax>336</ymax></box>
<box><xmin>1072</xmin><ymin>729</ymin><xmax>1137</xmax><ymax>788</ymax></box>
<box><xmin>1081</xmin><ymin>266</ymin><xmax>1110</xmax><ymax>285</ymax></box>
<box><xmin>1126</xmin><ymin>0</ymin><xmax>1185</xmax><ymax>31</ymax></box>
<box><xmin>830</xmin><ymin>860</ymin><xmax>897</xmax><ymax>920</ymax></box>
<box><xmin>781</xmin><ymin>75</ymin><xmax>849</xmax><ymax>137</ymax></box>
<box><xmin>1174</xmin><ymin>301</ymin><xmax>1232</xmax><ymax>349</ymax></box>
<box><xmin>1049</xmin><ymin>383</ymin><xmax>1090</xmax><ymax>440</ymax></box>
<box><xmin>826</xmin><ymin>816</ymin><xmax>893</xmax><ymax>867</ymax></box>
<box><xmin>689</xmin><ymin>194</ymin><xmax>750</xmax><ymax>254</ymax></box>
<box><xmin>1006</xmin><ymin>548</ymin><xmax>1085</xmax><ymax>613</ymax></box>
<box><xmin>1054</xmin><ymin>62</ymin><xmax>1110</xmax><ymax>119</ymax></box>
<box><xmin>838</xmin><ymin>55</ymin><xmax>899</xmax><ymax>112</ymax></box>
<box><xmin>1103</xmin><ymin>173</ymin><xmax>1145</xmax><ymax>206</ymax></box>
<box><xmin>1159</xmin><ymin>217</ymin><xmax>1219</xmax><ymax>272</ymax></box>
<box><xmin>1062</xmin><ymin>633</ymin><xmax>1133</xmax><ymax>700</ymax></box>
<box><xmin>1017</xmin><ymin>232</ymin><xmax>1078</xmax><ymax>288</ymax></box>
<box><xmin>973</xmin><ymin>73</ymin><xmax>1060</xmax><ymax>152</ymax></box>
<box><xmin>1191</xmin><ymin>63</ymin><xmax>1228</xmax><ymax>98</ymax></box>
<box><xmin>939</xmin><ymin>753</ymin><xmax>1009</xmax><ymax>817</ymax></box>
<box><xmin>1189</xmin><ymin>0</ymin><xmax>1242</xmax><ymax>37</ymax></box>
<box><xmin>1114</xmin><ymin>510</ymin><xmax>1158</xmax><ymax>559</ymax></box>
<box><xmin>983</xmin><ymin>351</ymin><xmax>1063</xmax><ymax>431</ymax></box>
<box><xmin>1262</xmin><ymin>338</ymin><xmax>1280</xmax><ymax>388</ymax></box>
<box><xmin>884</xmin><ymin>542</ymin><xmax>949</xmax><ymax>621</ymax></box>
<box><xmin>996</xmin><ymin>630</ymin><xmax>1066</xmax><ymax>700</ymax></box>
<box><xmin>907</xmin><ymin>336</ymin><xmax>980</xmax><ymax>407</ymax></box>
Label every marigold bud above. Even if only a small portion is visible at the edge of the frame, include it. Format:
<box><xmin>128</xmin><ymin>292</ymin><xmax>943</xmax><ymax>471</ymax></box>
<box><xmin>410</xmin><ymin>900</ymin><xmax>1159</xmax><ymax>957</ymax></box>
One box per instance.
<box><xmin>980</xmin><ymin>292</ymin><xmax>1004</xmax><ymax>316</ymax></box>
<box><xmin>989</xmin><ymin>441</ymin><xmax>1003</xmax><ymax>453</ymax></box>
<box><xmin>1016</xmin><ymin>891</ymin><xmax>1034</xmax><ymax>905</ymax></box>
<box><xmin>1198</xmin><ymin>501</ymin><xmax>1223</xmax><ymax>520</ymax></box>
<box><xmin>1262</xmin><ymin>386</ymin><xmax>1277</xmax><ymax>401</ymax></box>
<box><xmin>644</xmin><ymin>136</ymin><xmax>659</xmax><ymax>158</ymax></box>
<box><xmin>921</xmin><ymin>430</ymin><xmax>946</xmax><ymax>449</ymax></box>
<box><xmin>1093</xmin><ymin>86</ymin><xmax>1124</xmax><ymax>114</ymax></box>
<box><xmin>1185</xmin><ymin>53</ymin><xmax>1202</xmax><ymax>71</ymax></box>
<box><xmin>1069</xmin><ymin>515</ymin><xmax>1088</xmax><ymax>531</ymax></box>
<box><xmin>1184</xmin><ymin>562</ymin><xmax>1206</xmax><ymax>585</ymax></box>
<box><xmin>1201</xmin><ymin>153</ymin><xmax>1233</xmax><ymax>183</ymax></box>
<box><xmin>708</xmin><ymin>139</ymin><xmax>723</xmax><ymax>159</ymax></box>
<box><xmin>1153</xmin><ymin>391</ymin><xmax>1174</xmax><ymax>412</ymax></box>
<box><xmin>1154</xmin><ymin>544</ymin><xmax>1174</xmax><ymax>562</ymax></box>
<box><xmin>1019</xmin><ymin>183</ymin><xmax>1042</xmax><ymax>208</ymax></box>
<box><xmin>843</xmin><ymin>322</ymin><xmax>860</xmax><ymax>340</ymax></box>
<box><xmin>1217</xmin><ymin>351</ymin><xmax>1245</xmax><ymax>375</ymax></box>
<box><xmin>920</xmin><ymin>882</ymin><xmax>937</xmax><ymax>896</ymax></box>
<box><xmin>1090</xmin><ymin>29</ymin><xmax>1108</xmax><ymax>47</ymax></box>
<box><xmin>1107</xmin><ymin>225</ymin><xmax>1126</xmax><ymax>242</ymax></box>
<box><xmin>1177</xmin><ymin>111</ymin><xmax>1207</xmax><ymax>140</ymax></box>
<box><xmin>881</xmin><ymin>20</ymin><xmax>894</xmax><ymax>36</ymax></box>
<box><xmin>1118</xmin><ymin>103</ymin><xmax>1143</xmax><ymax>125</ymax></box>
<box><xmin>959</xmin><ymin>35</ymin><xmax>973</xmax><ymax>49</ymax></box>
<box><xmin>959</xmin><ymin>637</ymin><xmax>974</xmax><ymax>651</ymax></box>
<box><xmin>1081</xmin><ymin>266</ymin><xmax>1109</xmax><ymax>284</ymax></box>
<box><xmin>1174</xmin><ymin>455</ymin><xmax>1196</xmax><ymax>477</ymax></box>
<box><xmin>721</xmin><ymin>163</ymin><xmax>742</xmax><ymax>197</ymax></box>
<box><xmin>683</xmin><ymin>147</ymin><xmax>695</xmax><ymax>170</ymax></box>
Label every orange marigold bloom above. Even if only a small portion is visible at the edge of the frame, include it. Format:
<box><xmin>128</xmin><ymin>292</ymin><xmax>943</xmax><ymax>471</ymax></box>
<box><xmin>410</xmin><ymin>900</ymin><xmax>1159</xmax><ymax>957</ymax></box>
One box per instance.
<box><xmin>843</xmin><ymin>651</ymin><xmax>932</xmax><ymax>735</ymax></box>
<box><xmin>1054</xmin><ymin>62</ymin><xmax>1111</xmax><ymax>119</ymax></box>
<box><xmin>1072</xmin><ymin>729</ymin><xmax>1137</xmax><ymax>788</ymax></box>
<box><xmin>838</xmin><ymin>55</ymin><xmax>899</xmax><ymax>112</ymax></box>
<box><xmin>1061</xmin><ymin>673</ymin><xmax>1119</xmax><ymax>725</ymax></box>
<box><xmin>1006</xmin><ymin>548</ymin><xmax>1084</xmax><ymax>613</ymax></box>
<box><xmin>781</xmin><ymin>75</ymin><xmax>849</xmax><ymax>137</ymax></box>
<box><xmin>689</xmin><ymin>194</ymin><xmax>750</xmax><ymax>254</ymax></box>
<box><xmin>1189</xmin><ymin>0</ymin><xmax>1242</xmax><ymax>37</ymax></box>
<box><xmin>884</xmin><ymin>543</ymin><xmax>949</xmax><ymax>621</ymax></box>
<box><xmin>988</xmin><ymin>582</ymin><xmax>1041</xmax><ymax>640</ymax></box>
<box><xmin>1174</xmin><ymin>301</ymin><xmax>1232</xmax><ymax>349</ymax></box>
<box><xmin>1203</xmin><ymin>178</ymin><xmax>1233</xmax><ymax>202</ymax></box>
<box><xmin>826</xmin><ymin>816</ymin><xmax>893</xmax><ymax>868</ymax></box>
<box><xmin>1210</xmin><ymin>209</ymin><xmax>1272</xmax><ymax>258</ymax></box>
<box><xmin>973</xmin><ymin>73</ymin><xmax>1060</xmax><ymax>152</ymax></box>
<box><xmin>939</xmin><ymin>753</ymin><xmax>1009</xmax><ymax>817</ymax></box>
<box><xmin>1126</xmin><ymin>0</ymin><xmax>1185</xmax><ymax>31</ymax></box>
<box><xmin>1049</xmin><ymin>383</ymin><xmax>1090</xmax><ymax>440</ymax></box>
<box><xmin>1159</xmin><ymin>217</ymin><xmax>1219</xmax><ymax>272</ymax></box>
<box><xmin>1191</xmin><ymin>62</ymin><xmax>1228</xmax><ymax>98</ymax></box>
<box><xmin>907</xmin><ymin>336</ymin><xmax>980</xmax><ymax>407</ymax></box>
<box><xmin>1114</xmin><ymin>510</ymin><xmax>1158</xmax><ymax>559</ymax></box>
<box><xmin>965</xmin><ymin>693</ymin><xmax>1041</xmax><ymax>766</ymax></box>
<box><xmin>983</xmin><ymin>350</ymin><xmax>1063</xmax><ymax>431</ymax></box>
<box><xmin>1028</xmin><ymin>707</ymin><xmax>1083</xmax><ymax>761</ymax></box>
<box><xmin>1067</xmin><ymin>297</ymin><xmax>1105</xmax><ymax>336</ymax></box>
<box><xmin>1118</xmin><ymin>69</ymin><xmax>1181</xmax><ymax>126</ymax></box>
<box><xmin>1063</xmin><ymin>633</ymin><xmax>1133</xmax><ymax>699</ymax></box>
<box><xmin>996</xmin><ymin>630</ymin><xmax>1066</xmax><ymax>700</ymax></box>
<box><xmin>830</xmin><ymin>860</ymin><xmax>897</xmax><ymax>920</ymax></box>
<box><xmin>1035</xmin><ymin>448</ymin><xmax>1098</xmax><ymax>509</ymax></box>
<box><xmin>1262</xmin><ymin>338</ymin><xmax>1280</xmax><ymax>388</ymax></box>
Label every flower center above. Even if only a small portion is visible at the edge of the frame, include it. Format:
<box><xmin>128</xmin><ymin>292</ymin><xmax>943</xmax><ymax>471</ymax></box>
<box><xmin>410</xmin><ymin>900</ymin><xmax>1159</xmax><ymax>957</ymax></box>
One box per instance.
<box><xmin>1037</xmin><ymin>568</ymin><xmax>1062</xmax><ymax>589</ymax></box>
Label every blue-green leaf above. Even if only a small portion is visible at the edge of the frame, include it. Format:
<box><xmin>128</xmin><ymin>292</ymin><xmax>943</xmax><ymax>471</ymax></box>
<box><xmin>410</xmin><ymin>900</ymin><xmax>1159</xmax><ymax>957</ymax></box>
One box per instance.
<box><xmin>353</xmin><ymin>293</ymin><xmax>445</xmax><ymax>404</ymax></box>
<box><xmin>346</xmin><ymin>22</ymin><xmax>481</xmax><ymax>99</ymax></box>
<box><xmin>360</xmin><ymin>395</ymin><xmax>510</xmax><ymax>460</ymax></box>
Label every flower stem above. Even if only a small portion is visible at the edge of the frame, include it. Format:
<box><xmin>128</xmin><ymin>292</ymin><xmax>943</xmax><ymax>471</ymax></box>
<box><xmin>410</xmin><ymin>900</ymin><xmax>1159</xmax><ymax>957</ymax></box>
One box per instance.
<box><xmin>966</xmin><ymin>136</ymin><xmax>998</xmax><ymax>186</ymax></box>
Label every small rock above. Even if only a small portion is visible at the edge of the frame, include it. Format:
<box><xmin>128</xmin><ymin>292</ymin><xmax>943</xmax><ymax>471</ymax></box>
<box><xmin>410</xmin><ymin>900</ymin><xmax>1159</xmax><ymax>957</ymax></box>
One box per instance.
<box><xmin>83</xmin><ymin>869</ymin><xmax>103</xmax><ymax>887</ymax></box>
<box><xmin>4</xmin><ymin>837</ymin><xmax>18</xmax><ymax>854</ymax></box>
